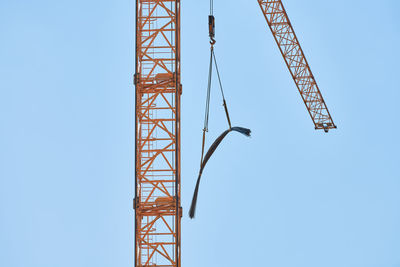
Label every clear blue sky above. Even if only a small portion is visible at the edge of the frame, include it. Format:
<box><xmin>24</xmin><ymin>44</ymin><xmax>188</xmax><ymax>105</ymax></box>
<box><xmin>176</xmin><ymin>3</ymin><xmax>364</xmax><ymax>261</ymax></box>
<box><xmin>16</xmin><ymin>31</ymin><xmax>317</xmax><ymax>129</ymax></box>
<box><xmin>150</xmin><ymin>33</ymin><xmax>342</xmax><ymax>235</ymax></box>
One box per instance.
<box><xmin>1</xmin><ymin>0</ymin><xmax>399</xmax><ymax>266</ymax></box>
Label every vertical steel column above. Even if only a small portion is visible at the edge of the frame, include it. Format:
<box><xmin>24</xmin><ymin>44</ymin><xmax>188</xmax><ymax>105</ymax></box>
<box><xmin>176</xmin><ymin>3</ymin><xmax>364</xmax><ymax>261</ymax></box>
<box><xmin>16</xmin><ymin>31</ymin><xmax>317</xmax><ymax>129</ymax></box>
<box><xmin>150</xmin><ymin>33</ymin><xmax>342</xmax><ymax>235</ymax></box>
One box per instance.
<box><xmin>135</xmin><ymin>0</ymin><xmax>181</xmax><ymax>266</ymax></box>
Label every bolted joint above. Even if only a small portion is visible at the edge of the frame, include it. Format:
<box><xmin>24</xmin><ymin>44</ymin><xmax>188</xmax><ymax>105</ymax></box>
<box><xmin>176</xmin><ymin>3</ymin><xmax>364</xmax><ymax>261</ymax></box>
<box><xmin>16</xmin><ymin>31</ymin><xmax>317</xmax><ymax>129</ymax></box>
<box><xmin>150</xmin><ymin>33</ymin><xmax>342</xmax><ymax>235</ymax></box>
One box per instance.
<box><xmin>133</xmin><ymin>73</ymin><xmax>140</xmax><ymax>86</ymax></box>
<box><xmin>133</xmin><ymin>197</ymin><xmax>137</xmax><ymax>210</ymax></box>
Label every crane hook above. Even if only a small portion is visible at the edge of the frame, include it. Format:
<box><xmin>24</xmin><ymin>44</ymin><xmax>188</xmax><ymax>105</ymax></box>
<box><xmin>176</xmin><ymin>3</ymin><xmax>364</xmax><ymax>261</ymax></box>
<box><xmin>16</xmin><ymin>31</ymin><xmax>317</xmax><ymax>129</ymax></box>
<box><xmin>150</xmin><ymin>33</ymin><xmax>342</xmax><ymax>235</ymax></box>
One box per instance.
<box><xmin>209</xmin><ymin>15</ymin><xmax>216</xmax><ymax>45</ymax></box>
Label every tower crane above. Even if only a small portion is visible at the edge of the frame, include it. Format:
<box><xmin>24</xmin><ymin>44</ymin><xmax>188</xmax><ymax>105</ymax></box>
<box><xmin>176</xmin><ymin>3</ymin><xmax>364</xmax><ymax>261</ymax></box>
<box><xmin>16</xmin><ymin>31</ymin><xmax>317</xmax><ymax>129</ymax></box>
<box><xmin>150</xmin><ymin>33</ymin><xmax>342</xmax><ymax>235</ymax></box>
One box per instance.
<box><xmin>134</xmin><ymin>1</ymin><xmax>335</xmax><ymax>267</ymax></box>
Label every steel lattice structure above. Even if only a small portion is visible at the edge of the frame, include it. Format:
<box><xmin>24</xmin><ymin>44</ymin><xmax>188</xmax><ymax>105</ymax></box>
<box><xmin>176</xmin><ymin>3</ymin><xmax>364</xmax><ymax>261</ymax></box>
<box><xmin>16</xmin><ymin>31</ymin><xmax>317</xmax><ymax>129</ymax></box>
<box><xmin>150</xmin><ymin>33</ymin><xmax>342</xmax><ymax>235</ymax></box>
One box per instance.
<box><xmin>258</xmin><ymin>0</ymin><xmax>336</xmax><ymax>131</ymax></box>
<box><xmin>134</xmin><ymin>0</ymin><xmax>181</xmax><ymax>266</ymax></box>
<box><xmin>133</xmin><ymin>0</ymin><xmax>335</xmax><ymax>266</ymax></box>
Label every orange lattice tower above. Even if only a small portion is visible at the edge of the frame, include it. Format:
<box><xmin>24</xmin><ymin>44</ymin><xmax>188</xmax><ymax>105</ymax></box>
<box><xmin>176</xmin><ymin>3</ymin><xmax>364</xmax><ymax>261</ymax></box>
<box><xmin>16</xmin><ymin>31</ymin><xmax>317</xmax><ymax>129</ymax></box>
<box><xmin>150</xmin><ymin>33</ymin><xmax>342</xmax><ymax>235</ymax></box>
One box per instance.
<box><xmin>134</xmin><ymin>0</ymin><xmax>181</xmax><ymax>266</ymax></box>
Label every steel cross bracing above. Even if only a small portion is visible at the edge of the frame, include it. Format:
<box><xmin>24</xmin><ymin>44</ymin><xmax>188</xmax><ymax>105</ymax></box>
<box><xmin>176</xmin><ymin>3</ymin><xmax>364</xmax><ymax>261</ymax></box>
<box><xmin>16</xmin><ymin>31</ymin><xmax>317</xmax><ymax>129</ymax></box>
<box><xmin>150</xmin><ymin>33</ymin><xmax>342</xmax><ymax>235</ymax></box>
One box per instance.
<box><xmin>135</xmin><ymin>0</ymin><xmax>181</xmax><ymax>266</ymax></box>
<box><xmin>257</xmin><ymin>0</ymin><xmax>336</xmax><ymax>131</ymax></box>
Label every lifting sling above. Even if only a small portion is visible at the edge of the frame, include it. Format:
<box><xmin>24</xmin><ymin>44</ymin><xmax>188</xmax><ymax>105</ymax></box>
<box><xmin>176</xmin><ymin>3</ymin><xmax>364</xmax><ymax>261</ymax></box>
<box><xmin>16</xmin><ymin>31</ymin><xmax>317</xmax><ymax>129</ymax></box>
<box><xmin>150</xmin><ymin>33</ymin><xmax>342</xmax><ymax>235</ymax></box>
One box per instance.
<box><xmin>189</xmin><ymin>3</ymin><xmax>251</xmax><ymax>219</ymax></box>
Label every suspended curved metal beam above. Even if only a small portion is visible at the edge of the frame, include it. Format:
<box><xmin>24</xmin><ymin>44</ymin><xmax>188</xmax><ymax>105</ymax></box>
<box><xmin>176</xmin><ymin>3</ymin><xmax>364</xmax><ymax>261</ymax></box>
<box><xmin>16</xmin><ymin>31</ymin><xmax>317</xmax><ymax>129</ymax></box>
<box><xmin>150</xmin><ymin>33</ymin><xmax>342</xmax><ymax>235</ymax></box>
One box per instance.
<box><xmin>189</xmin><ymin>127</ymin><xmax>251</xmax><ymax>219</ymax></box>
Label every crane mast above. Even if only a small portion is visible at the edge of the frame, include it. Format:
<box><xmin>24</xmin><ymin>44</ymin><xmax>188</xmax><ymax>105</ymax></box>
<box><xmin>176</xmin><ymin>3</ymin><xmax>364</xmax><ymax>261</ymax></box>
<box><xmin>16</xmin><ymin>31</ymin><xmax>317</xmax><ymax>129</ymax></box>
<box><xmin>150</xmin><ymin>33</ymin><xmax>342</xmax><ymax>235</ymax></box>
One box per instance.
<box><xmin>258</xmin><ymin>0</ymin><xmax>336</xmax><ymax>131</ymax></box>
<box><xmin>134</xmin><ymin>0</ymin><xmax>181</xmax><ymax>266</ymax></box>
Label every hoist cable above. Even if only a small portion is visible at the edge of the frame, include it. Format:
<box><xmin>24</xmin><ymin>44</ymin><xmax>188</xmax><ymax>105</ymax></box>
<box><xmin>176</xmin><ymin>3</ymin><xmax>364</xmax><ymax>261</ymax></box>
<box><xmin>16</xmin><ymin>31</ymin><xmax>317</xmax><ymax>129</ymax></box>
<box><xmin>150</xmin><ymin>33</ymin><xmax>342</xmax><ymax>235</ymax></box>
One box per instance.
<box><xmin>200</xmin><ymin>47</ymin><xmax>214</xmax><ymax>167</ymax></box>
<box><xmin>190</xmin><ymin>0</ymin><xmax>252</xmax><ymax>219</ymax></box>
<box><xmin>203</xmin><ymin>47</ymin><xmax>214</xmax><ymax>132</ymax></box>
<box><xmin>212</xmin><ymin>49</ymin><xmax>232</xmax><ymax>128</ymax></box>
<box><xmin>212</xmin><ymin>49</ymin><xmax>225</xmax><ymax>101</ymax></box>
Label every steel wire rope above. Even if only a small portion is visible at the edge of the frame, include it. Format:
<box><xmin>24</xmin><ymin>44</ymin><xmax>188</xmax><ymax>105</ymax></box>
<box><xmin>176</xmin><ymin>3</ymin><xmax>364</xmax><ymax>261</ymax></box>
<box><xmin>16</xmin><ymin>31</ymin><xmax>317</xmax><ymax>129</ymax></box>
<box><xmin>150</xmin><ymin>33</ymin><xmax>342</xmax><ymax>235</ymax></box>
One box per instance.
<box><xmin>190</xmin><ymin>0</ymin><xmax>251</xmax><ymax>219</ymax></box>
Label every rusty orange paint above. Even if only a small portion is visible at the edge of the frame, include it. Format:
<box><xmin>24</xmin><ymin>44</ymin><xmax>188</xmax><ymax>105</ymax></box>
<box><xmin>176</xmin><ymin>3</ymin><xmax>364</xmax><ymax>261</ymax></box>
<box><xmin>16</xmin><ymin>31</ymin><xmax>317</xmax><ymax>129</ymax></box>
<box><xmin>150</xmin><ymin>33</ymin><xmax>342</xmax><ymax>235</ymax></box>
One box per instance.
<box><xmin>258</xmin><ymin>0</ymin><xmax>336</xmax><ymax>131</ymax></box>
<box><xmin>135</xmin><ymin>0</ymin><xmax>181</xmax><ymax>266</ymax></box>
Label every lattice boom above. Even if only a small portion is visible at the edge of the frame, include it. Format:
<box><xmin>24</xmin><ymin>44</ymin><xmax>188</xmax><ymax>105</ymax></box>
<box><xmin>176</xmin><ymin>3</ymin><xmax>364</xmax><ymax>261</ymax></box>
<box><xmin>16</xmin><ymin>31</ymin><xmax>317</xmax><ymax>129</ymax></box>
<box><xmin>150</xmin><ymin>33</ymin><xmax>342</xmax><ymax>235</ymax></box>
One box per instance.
<box><xmin>258</xmin><ymin>0</ymin><xmax>336</xmax><ymax>131</ymax></box>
